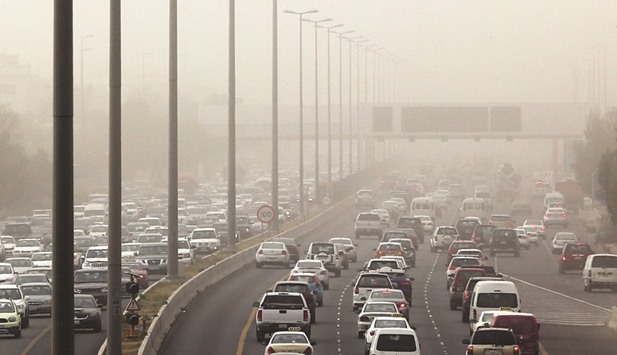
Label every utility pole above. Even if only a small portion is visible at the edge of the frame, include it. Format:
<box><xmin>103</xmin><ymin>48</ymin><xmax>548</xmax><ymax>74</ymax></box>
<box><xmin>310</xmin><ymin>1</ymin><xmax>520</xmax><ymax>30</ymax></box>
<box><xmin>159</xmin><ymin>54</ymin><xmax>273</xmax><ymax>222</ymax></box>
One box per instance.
<box><xmin>228</xmin><ymin>0</ymin><xmax>237</xmax><ymax>247</ymax></box>
<box><xmin>271</xmin><ymin>0</ymin><xmax>279</xmax><ymax>233</ymax></box>
<box><xmin>167</xmin><ymin>0</ymin><xmax>179</xmax><ymax>279</ymax></box>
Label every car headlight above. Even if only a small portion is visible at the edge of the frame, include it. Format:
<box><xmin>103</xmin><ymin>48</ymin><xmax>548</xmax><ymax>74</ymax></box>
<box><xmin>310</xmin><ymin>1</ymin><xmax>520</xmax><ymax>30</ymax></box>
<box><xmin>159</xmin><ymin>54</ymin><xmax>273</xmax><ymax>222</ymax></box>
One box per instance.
<box><xmin>83</xmin><ymin>261</ymin><xmax>91</xmax><ymax>267</ymax></box>
<box><xmin>101</xmin><ymin>288</ymin><xmax>108</xmax><ymax>293</ymax></box>
<box><xmin>16</xmin><ymin>303</ymin><xmax>25</xmax><ymax>311</ymax></box>
<box><xmin>8</xmin><ymin>316</ymin><xmax>16</xmax><ymax>322</ymax></box>
<box><xmin>161</xmin><ymin>259</ymin><xmax>167</xmax><ymax>264</ymax></box>
<box><xmin>74</xmin><ymin>289</ymin><xmax>81</xmax><ymax>293</ymax></box>
<box><xmin>89</xmin><ymin>311</ymin><xmax>100</xmax><ymax>317</ymax></box>
<box><xmin>43</xmin><ymin>299</ymin><xmax>52</xmax><ymax>305</ymax></box>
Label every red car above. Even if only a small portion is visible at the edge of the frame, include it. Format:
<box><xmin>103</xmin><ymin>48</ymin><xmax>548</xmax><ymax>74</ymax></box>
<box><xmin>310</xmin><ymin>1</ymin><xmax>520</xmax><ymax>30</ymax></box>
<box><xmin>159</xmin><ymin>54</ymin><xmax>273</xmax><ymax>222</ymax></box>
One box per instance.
<box><xmin>559</xmin><ymin>242</ymin><xmax>594</xmax><ymax>273</ymax></box>
<box><xmin>447</xmin><ymin>241</ymin><xmax>477</xmax><ymax>263</ymax></box>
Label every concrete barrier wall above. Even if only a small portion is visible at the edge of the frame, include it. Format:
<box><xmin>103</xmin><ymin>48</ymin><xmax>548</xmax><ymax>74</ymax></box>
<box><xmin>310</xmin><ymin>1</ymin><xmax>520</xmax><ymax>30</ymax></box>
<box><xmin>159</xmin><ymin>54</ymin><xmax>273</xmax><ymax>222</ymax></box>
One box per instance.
<box><xmin>608</xmin><ymin>306</ymin><xmax>617</xmax><ymax>335</ymax></box>
<box><xmin>138</xmin><ymin>192</ymin><xmax>357</xmax><ymax>355</ymax></box>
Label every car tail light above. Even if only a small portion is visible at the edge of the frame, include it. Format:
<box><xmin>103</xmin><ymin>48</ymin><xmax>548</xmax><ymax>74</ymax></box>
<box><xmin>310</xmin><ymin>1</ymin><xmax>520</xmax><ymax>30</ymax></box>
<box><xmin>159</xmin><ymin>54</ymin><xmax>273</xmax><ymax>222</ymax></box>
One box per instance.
<box><xmin>303</xmin><ymin>348</ymin><xmax>312</xmax><ymax>355</ymax></box>
<box><xmin>369</xmin><ymin>330</ymin><xmax>376</xmax><ymax>336</ymax></box>
<box><xmin>463</xmin><ymin>290</ymin><xmax>470</xmax><ymax>300</ymax></box>
<box><xmin>544</xmin><ymin>213</ymin><xmax>549</xmax><ymax>218</ymax></box>
<box><xmin>258</xmin><ymin>250</ymin><xmax>264</xmax><ymax>255</ymax></box>
<box><xmin>360</xmin><ymin>316</ymin><xmax>370</xmax><ymax>322</ymax></box>
<box><xmin>513</xmin><ymin>345</ymin><xmax>520</xmax><ymax>354</ymax></box>
<box><xmin>266</xmin><ymin>346</ymin><xmax>276</xmax><ymax>354</ymax></box>
<box><xmin>257</xmin><ymin>310</ymin><xmax>262</xmax><ymax>321</ymax></box>
<box><xmin>466</xmin><ymin>345</ymin><xmax>473</xmax><ymax>354</ymax></box>
<box><xmin>561</xmin><ymin>256</ymin><xmax>567</xmax><ymax>261</ymax></box>
<box><xmin>354</xmin><ymin>286</ymin><xmax>359</xmax><ymax>294</ymax></box>
<box><xmin>303</xmin><ymin>310</ymin><xmax>309</xmax><ymax>322</ymax></box>
<box><xmin>281</xmin><ymin>250</ymin><xmax>287</xmax><ymax>255</ymax></box>
<box><xmin>561</xmin><ymin>213</ymin><xmax>567</xmax><ymax>217</ymax></box>
<box><xmin>399</xmin><ymin>303</ymin><xmax>407</xmax><ymax>308</ymax></box>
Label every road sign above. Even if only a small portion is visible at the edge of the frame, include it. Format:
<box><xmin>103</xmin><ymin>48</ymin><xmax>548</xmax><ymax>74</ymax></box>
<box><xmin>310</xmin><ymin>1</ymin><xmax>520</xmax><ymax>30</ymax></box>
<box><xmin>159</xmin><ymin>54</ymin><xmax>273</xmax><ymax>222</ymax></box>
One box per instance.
<box><xmin>257</xmin><ymin>205</ymin><xmax>276</xmax><ymax>224</ymax></box>
<box><xmin>125</xmin><ymin>297</ymin><xmax>141</xmax><ymax>312</ymax></box>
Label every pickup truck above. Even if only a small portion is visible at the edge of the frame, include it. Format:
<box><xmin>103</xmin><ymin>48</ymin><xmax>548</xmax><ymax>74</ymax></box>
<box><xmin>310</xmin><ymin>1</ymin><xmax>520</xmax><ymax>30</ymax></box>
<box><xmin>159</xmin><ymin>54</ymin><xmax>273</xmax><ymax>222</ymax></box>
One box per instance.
<box><xmin>253</xmin><ymin>292</ymin><xmax>311</xmax><ymax>342</ymax></box>
<box><xmin>354</xmin><ymin>212</ymin><xmax>383</xmax><ymax>239</ymax></box>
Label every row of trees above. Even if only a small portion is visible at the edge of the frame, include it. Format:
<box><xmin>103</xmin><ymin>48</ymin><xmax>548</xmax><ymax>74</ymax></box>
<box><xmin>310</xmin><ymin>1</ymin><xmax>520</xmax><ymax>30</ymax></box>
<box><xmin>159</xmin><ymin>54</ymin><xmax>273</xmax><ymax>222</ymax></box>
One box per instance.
<box><xmin>0</xmin><ymin>105</ymin><xmax>52</xmax><ymax>218</ymax></box>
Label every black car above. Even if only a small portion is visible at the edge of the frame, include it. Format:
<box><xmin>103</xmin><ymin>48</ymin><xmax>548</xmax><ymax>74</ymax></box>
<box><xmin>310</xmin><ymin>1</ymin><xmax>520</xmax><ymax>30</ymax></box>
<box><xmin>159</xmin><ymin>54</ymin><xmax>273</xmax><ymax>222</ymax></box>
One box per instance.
<box><xmin>271</xmin><ymin>237</ymin><xmax>300</xmax><ymax>264</ymax></box>
<box><xmin>397</xmin><ymin>217</ymin><xmax>425</xmax><ymax>243</ymax></box>
<box><xmin>235</xmin><ymin>215</ymin><xmax>253</xmax><ymax>239</ymax></box>
<box><xmin>74</xmin><ymin>269</ymin><xmax>108</xmax><ymax>306</ymax></box>
<box><xmin>74</xmin><ymin>294</ymin><xmax>102</xmax><ymax>332</ymax></box>
<box><xmin>489</xmin><ymin>228</ymin><xmax>520</xmax><ymax>257</ymax></box>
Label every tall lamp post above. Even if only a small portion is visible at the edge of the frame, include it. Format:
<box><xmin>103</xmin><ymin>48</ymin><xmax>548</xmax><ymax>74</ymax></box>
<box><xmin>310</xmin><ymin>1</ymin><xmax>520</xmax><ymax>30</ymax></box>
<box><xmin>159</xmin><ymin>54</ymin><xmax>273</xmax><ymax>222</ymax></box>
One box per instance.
<box><xmin>303</xmin><ymin>17</ymin><xmax>331</xmax><ymax>204</ymax></box>
<box><xmin>141</xmin><ymin>52</ymin><xmax>154</xmax><ymax>91</ymax></box>
<box><xmin>355</xmin><ymin>39</ymin><xmax>369</xmax><ymax>171</ymax></box>
<box><xmin>317</xmin><ymin>23</ymin><xmax>343</xmax><ymax>198</ymax></box>
<box><xmin>284</xmin><ymin>9</ymin><xmax>318</xmax><ymax>216</ymax></box>
<box><xmin>347</xmin><ymin>36</ymin><xmax>363</xmax><ymax>176</ymax></box>
<box><xmin>80</xmin><ymin>35</ymin><xmax>93</xmax><ymax>131</ymax></box>
<box><xmin>272</xmin><ymin>0</ymin><xmax>279</xmax><ymax>233</ymax></box>
<box><xmin>333</xmin><ymin>29</ymin><xmax>354</xmax><ymax>179</ymax></box>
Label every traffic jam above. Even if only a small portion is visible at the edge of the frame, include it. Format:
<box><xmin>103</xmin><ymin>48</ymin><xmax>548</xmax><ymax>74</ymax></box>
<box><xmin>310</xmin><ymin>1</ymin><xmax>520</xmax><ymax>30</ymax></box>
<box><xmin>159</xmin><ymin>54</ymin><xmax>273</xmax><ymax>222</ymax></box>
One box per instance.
<box><xmin>250</xmin><ymin>169</ymin><xmax>616</xmax><ymax>355</ymax></box>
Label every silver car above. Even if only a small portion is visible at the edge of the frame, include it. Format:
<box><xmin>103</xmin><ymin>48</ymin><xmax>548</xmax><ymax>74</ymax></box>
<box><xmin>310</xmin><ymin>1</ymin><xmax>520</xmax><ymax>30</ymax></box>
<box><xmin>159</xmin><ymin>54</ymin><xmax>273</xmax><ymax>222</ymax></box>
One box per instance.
<box><xmin>543</xmin><ymin>207</ymin><xmax>569</xmax><ymax>227</ymax></box>
<box><xmin>552</xmin><ymin>232</ymin><xmax>578</xmax><ymax>254</ymax></box>
<box><xmin>357</xmin><ymin>301</ymin><xmax>400</xmax><ymax>338</ymax></box>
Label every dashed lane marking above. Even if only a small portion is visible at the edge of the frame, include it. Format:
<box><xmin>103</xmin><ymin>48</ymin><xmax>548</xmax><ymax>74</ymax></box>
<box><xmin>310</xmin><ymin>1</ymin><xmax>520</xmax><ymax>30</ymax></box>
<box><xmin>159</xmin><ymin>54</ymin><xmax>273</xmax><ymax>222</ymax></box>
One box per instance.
<box><xmin>425</xmin><ymin>251</ymin><xmax>448</xmax><ymax>355</ymax></box>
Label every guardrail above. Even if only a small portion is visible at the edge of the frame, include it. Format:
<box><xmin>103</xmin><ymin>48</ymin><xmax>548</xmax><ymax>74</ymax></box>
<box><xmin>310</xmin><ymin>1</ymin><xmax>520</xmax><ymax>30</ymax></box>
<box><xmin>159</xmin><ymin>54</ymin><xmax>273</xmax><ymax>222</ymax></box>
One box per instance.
<box><xmin>137</xmin><ymin>192</ymin><xmax>357</xmax><ymax>355</ymax></box>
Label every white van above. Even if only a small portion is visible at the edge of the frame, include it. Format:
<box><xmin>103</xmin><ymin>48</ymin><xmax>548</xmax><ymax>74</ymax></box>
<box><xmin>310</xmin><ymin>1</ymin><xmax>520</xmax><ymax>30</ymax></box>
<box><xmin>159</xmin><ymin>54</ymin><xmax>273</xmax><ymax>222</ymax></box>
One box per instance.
<box><xmin>469</xmin><ymin>280</ymin><xmax>521</xmax><ymax>323</ymax></box>
<box><xmin>459</xmin><ymin>198</ymin><xmax>487</xmax><ymax>221</ymax></box>
<box><xmin>369</xmin><ymin>328</ymin><xmax>421</xmax><ymax>355</ymax></box>
<box><xmin>544</xmin><ymin>192</ymin><xmax>565</xmax><ymax>210</ymax></box>
<box><xmin>583</xmin><ymin>254</ymin><xmax>617</xmax><ymax>292</ymax></box>
<box><xmin>83</xmin><ymin>203</ymin><xmax>107</xmax><ymax>223</ymax></box>
<box><xmin>410</xmin><ymin>197</ymin><xmax>436</xmax><ymax>220</ymax></box>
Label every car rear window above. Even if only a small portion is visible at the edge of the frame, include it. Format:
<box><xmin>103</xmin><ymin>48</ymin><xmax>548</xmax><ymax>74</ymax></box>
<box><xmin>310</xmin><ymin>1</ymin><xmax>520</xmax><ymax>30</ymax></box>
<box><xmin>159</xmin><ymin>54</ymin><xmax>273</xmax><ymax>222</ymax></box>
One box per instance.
<box><xmin>491</xmin><ymin>216</ymin><xmax>512</xmax><ymax>222</ymax></box>
<box><xmin>376</xmin><ymin>334</ymin><xmax>417</xmax><ymax>352</ymax></box>
<box><xmin>358</xmin><ymin>214</ymin><xmax>380</xmax><ymax>221</ymax></box>
<box><xmin>274</xmin><ymin>284</ymin><xmax>309</xmax><ymax>294</ymax></box>
<box><xmin>493</xmin><ymin>316</ymin><xmax>535</xmax><ymax>335</ymax></box>
<box><xmin>451</xmin><ymin>258</ymin><xmax>480</xmax><ymax>267</ymax></box>
<box><xmin>358</xmin><ymin>275</ymin><xmax>391</xmax><ymax>287</ymax></box>
<box><xmin>564</xmin><ymin>244</ymin><xmax>592</xmax><ymax>253</ymax></box>
<box><xmin>472</xmin><ymin>330</ymin><xmax>516</xmax><ymax>345</ymax></box>
<box><xmin>262</xmin><ymin>295</ymin><xmax>304</xmax><ymax>309</ymax></box>
<box><xmin>368</xmin><ymin>260</ymin><xmax>399</xmax><ymax>270</ymax></box>
<box><xmin>455</xmin><ymin>270</ymin><xmax>486</xmax><ymax>282</ymax></box>
<box><xmin>591</xmin><ymin>255</ymin><xmax>617</xmax><ymax>268</ymax></box>
<box><xmin>477</xmin><ymin>293</ymin><xmax>518</xmax><ymax>308</ymax></box>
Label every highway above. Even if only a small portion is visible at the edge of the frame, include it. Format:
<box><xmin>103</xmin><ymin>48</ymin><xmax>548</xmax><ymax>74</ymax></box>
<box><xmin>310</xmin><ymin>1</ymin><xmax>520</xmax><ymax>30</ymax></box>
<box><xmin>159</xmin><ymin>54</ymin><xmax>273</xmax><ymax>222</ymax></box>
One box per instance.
<box><xmin>157</xmin><ymin>192</ymin><xmax>617</xmax><ymax>355</ymax></box>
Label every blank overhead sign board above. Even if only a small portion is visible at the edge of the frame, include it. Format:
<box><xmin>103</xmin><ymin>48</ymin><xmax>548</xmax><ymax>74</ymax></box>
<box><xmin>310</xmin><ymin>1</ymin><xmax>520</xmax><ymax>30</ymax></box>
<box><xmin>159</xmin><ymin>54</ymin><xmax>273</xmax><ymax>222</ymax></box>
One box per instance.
<box><xmin>490</xmin><ymin>106</ymin><xmax>521</xmax><ymax>132</ymax></box>
<box><xmin>373</xmin><ymin>107</ymin><xmax>393</xmax><ymax>132</ymax></box>
<box><xmin>401</xmin><ymin>106</ymin><xmax>489</xmax><ymax>132</ymax></box>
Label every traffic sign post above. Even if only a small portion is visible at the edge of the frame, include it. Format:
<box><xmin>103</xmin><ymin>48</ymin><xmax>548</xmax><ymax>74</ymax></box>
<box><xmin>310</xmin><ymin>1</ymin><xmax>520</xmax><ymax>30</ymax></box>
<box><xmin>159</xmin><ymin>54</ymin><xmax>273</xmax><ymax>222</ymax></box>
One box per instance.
<box><xmin>257</xmin><ymin>205</ymin><xmax>276</xmax><ymax>224</ymax></box>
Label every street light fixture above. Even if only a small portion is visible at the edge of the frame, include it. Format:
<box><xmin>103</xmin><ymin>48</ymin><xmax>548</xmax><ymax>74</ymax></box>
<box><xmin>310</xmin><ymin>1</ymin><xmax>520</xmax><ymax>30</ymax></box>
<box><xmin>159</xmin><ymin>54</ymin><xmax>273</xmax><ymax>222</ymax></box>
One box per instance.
<box><xmin>332</xmin><ymin>29</ymin><xmax>354</xmax><ymax>180</ymax></box>
<box><xmin>303</xmin><ymin>17</ymin><xmax>331</xmax><ymax>204</ymax></box>
<box><xmin>317</xmin><ymin>23</ymin><xmax>343</xmax><ymax>197</ymax></box>
<box><xmin>284</xmin><ymin>9</ymin><xmax>318</xmax><ymax>216</ymax></box>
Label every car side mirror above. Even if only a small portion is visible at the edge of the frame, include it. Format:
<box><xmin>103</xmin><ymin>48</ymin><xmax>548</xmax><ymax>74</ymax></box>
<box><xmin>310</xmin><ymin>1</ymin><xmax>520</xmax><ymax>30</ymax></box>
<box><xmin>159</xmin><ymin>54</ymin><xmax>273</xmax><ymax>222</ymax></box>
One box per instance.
<box><xmin>360</xmin><ymin>296</ymin><xmax>367</xmax><ymax>301</ymax></box>
<box><xmin>97</xmin><ymin>304</ymin><xmax>103</xmax><ymax>309</ymax></box>
<box><xmin>312</xmin><ymin>290</ymin><xmax>318</xmax><ymax>295</ymax></box>
<box><xmin>462</xmin><ymin>339</ymin><xmax>470</xmax><ymax>344</ymax></box>
<box><xmin>310</xmin><ymin>341</ymin><xmax>317</xmax><ymax>345</ymax></box>
<box><xmin>409</xmin><ymin>277</ymin><xmax>415</xmax><ymax>281</ymax></box>
<box><xmin>261</xmin><ymin>340</ymin><xmax>269</xmax><ymax>345</ymax></box>
<box><xmin>252</xmin><ymin>301</ymin><xmax>260</xmax><ymax>307</ymax></box>
<box><xmin>484</xmin><ymin>257</ymin><xmax>488</xmax><ymax>261</ymax></box>
<box><xmin>350</xmin><ymin>281</ymin><xmax>356</xmax><ymax>286</ymax></box>
<box><xmin>355</xmin><ymin>309</ymin><xmax>361</xmax><ymax>314</ymax></box>
<box><xmin>24</xmin><ymin>296</ymin><xmax>30</xmax><ymax>301</ymax></box>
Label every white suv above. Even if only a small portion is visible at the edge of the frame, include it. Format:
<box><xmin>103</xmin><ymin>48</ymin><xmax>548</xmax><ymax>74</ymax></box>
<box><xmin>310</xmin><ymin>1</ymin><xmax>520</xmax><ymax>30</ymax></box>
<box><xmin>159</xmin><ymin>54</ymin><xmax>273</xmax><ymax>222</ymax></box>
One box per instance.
<box><xmin>430</xmin><ymin>226</ymin><xmax>459</xmax><ymax>252</ymax></box>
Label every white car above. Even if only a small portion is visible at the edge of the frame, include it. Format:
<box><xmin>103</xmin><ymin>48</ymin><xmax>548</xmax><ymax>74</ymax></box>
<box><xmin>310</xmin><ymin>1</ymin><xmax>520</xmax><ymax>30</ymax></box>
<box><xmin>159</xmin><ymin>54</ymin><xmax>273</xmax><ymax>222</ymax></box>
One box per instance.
<box><xmin>515</xmin><ymin>229</ymin><xmax>530</xmax><ymax>250</ymax></box>
<box><xmin>121</xmin><ymin>243</ymin><xmax>142</xmax><ymax>259</ymax></box>
<box><xmin>364</xmin><ymin>316</ymin><xmax>411</xmax><ymax>354</ymax></box>
<box><xmin>82</xmin><ymin>246</ymin><xmax>108</xmax><ymax>269</ymax></box>
<box><xmin>357</xmin><ymin>301</ymin><xmax>401</xmax><ymax>338</ymax></box>
<box><xmin>469</xmin><ymin>310</ymin><xmax>498</xmax><ymax>336</ymax></box>
<box><xmin>552</xmin><ymin>232</ymin><xmax>578</xmax><ymax>254</ymax></box>
<box><xmin>456</xmin><ymin>249</ymin><xmax>486</xmax><ymax>262</ymax></box>
<box><xmin>369</xmin><ymin>326</ymin><xmax>420</xmax><ymax>355</ymax></box>
<box><xmin>161</xmin><ymin>238</ymin><xmax>194</xmax><ymax>263</ymax></box>
<box><xmin>371</xmin><ymin>209</ymin><xmax>392</xmax><ymax>227</ymax></box>
<box><xmin>1</xmin><ymin>236</ymin><xmax>17</xmax><ymax>255</ymax></box>
<box><xmin>415</xmin><ymin>215</ymin><xmax>434</xmax><ymax>235</ymax></box>
<box><xmin>30</xmin><ymin>252</ymin><xmax>53</xmax><ymax>268</ymax></box>
<box><xmin>12</xmin><ymin>239</ymin><xmax>44</xmax><ymax>257</ymax></box>
<box><xmin>291</xmin><ymin>259</ymin><xmax>330</xmax><ymax>290</ymax></box>
<box><xmin>430</xmin><ymin>226</ymin><xmax>459</xmax><ymax>252</ymax></box>
<box><xmin>518</xmin><ymin>226</ymin><xmax>539</xmax><ymax>245</ymax></box>
<box><xmin>88</xmin><ymin>224</ymin><xmax>108</xmax><ymax>238</ymax></box>
<box><xmin>0</xmin><ymin>263</ymin><xmax>15</xmax><ymax>283</ymax></box>
<box><xmin>188</xmin><ymin>228</ymin><xmax>220</xmax><ymax>254</ymax></box>
<box><xmin>263</xmin><ymin>331</ymin><xmax>314</xmax><ymax>355</ymax></box>
<box><xmin>5</xmin><ymin>257</ymin><xmax>33</xmax><ymax>274</ymax></box>
<box><xmin>329</xmin><ymin>237</ymin><xmax>358</xmax><ymax>262</ymax></box>
<box><xmin>255</xmin><ymin>241</ymin><xmax>290</xmax><ymax>268</ymax></box>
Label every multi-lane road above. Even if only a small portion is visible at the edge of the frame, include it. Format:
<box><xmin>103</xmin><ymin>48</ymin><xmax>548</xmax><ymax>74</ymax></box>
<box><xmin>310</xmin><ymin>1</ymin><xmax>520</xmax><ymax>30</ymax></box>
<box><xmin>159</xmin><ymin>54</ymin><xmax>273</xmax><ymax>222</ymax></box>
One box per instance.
<box><xmin>157</xmin><ymin>193</ymin><xmax>617</xmax><ymax>355</ymax></box>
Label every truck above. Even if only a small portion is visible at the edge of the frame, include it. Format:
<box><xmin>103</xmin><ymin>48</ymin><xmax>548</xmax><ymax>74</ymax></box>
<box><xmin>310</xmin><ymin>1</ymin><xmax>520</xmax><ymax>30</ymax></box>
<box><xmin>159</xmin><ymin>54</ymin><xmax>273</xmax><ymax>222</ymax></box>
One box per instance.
<box><xmin>253</xmin><ymin>292</ymin><xmax>311</xmax><ymax>342</ymax></box>
<box><xmin>555</xmin><ymin>181</ymin><xmax>585</xmax><ymax>213</ymax></box>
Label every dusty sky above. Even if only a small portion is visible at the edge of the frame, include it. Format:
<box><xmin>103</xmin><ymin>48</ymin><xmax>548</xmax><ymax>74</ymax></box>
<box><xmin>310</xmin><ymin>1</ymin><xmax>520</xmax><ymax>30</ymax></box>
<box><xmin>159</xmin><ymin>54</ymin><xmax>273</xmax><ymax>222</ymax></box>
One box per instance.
<box><xmin>1</xmin><ymin>0</ymin><xmax>616</xmax><ymax>106</ymax></box>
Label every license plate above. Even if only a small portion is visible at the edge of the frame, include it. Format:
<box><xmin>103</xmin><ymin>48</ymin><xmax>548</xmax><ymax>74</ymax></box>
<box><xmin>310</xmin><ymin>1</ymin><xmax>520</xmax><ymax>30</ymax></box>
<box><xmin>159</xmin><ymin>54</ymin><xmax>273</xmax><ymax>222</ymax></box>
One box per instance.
<box><xmin>500</xmin><ymin>241</ymin><xmax>507</xmax><ymax>245</ymax></box>
<box><xmin>288</xmin><ymin>326</ymin><xmax>301</xmax><ymax>331</ymax></box>
<box><xmin>485</xmin><ymin>350</ymin><xmax>501</xmax><ymax>355</ymax></box>
<box><xmin>574</xmin><ymin>256</ymin><xmax>582</xmax><ymax>260</ymax></box>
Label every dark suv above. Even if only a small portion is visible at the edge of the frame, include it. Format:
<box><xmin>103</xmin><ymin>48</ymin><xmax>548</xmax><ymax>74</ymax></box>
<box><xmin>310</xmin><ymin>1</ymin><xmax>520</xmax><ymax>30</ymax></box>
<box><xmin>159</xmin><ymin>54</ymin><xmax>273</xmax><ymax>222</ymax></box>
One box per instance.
<box><xmin>489</xmin><ymin>228</ymin><xmax>520</xmax><ymax>257</ymax></box>
<box><xmin>472</xmin><ymin>224</ymin><xmax>495</xmax><ymax>245</ymax></box>
<box><xmin>397</xmin><ymin>217</ymin><xmax>425</xmax><ymax>243</ymax></box>
<box><xmin>456</xmin><ymin>218</ymin><xmax>480</xmax><ymax>240</ymax></box>
<box><xmin>559</xmin><ymin>242</ymin><xmax>593</xmax><ymax>274</ymax></box>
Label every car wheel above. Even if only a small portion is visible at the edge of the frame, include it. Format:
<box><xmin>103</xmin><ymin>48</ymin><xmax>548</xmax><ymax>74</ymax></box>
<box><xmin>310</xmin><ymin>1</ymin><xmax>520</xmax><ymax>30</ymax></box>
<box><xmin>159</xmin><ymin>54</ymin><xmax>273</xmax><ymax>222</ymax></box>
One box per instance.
<box><xmin>584</xmin><ymin>283</ymin><xmax>589</xmax><ymax>292</ymax></box>
<box><xmin>310</xmin><ymin>312</ymin><xmax>316</xmax><ymax>324</ymax></box>
<box><xmin>256</xmin><ymin>330</ymin><xmax>265</xmax><ymax>342</ymax></box>
<box><xmin>323</xmin><ymin>282</ymin><xmax>330</xmax><ymax>290</ymax></box>
<box><xmin>358</xmin><ymin>331</ymin><xmax>364</xmax><ymax>339</ymax></box>
<box><xmin>14</xmin><ymin>329</ymin><xmax>21</xmax><ymax>338</ymax></box>
<box><xmin>588</xmin><ymin>281</ymin><xmax>594</xmax><ymax>292</ymax></box>
<box><xmin>334</xmin><ymin>269</ymin><xmax>341</xmax><ymax>277</ymax></box>
<box><xmin>93</xmin><ymin>320</ymin><xmax>102</xmax><ymax>333</ymax></box>
<box><xmin>462</xmin><ymin>311</ymin><xmax>469</xmax><ymax>322</ymax></box>
<box><xmin>22</xmin><ymin>315</ymin><xmax>29</xmax><ymax>329</ymax></box>
<box><xmin>255</xmin><ymin>262</ymin><xmax>261</xmax><ymax>269</ymax></box>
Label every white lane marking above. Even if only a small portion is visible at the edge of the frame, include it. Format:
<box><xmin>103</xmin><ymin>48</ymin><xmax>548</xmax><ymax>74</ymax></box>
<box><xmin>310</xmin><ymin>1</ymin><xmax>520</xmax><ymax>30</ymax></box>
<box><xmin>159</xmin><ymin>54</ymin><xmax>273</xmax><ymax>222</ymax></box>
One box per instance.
<box><xmin>502</xmin><ymin>273</ymin><xmax>611</xmax><ymax>313</ymax></box>
<box><xmin>337</xmin><ymin>279</ymin><xmax>352</xmax><ymax>355</ymax></box>
<box><xmin>425</xmin><ymin>251</ymin><xmax>448</xmax><ymax>355</ymax></box>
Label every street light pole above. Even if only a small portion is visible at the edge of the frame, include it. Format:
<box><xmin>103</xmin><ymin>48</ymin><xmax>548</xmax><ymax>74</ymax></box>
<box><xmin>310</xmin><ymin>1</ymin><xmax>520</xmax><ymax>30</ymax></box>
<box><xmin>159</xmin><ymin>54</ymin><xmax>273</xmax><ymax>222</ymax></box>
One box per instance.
<box><xmin>228</xmin><ymin>0</ymin><xmax>237</xmax><ymax>247</ymax></box>
<box><xmin>167</xmin><ymin>0</ymin><xmax>179</xmax><ymax>280</ymax></box>
<box><xmin>319</xmin><ymin>24</ymin><xmax>343</xmax><ymax>199</ymax></box>
<box><xmin>80</xmin><ymin>35</ymin><xmax>93</xmax><ymax>131</ymax></box>
<box><xmin>142</xmin><ymin>52</ymin><xmax>153</xmax><ymax>92</ymax></box>
<box><xmin>272</xmin><ymin>0</ymin><xmax>279</xmax><ymax>233</ymax></box>
<box><xmin>284</xmin><ymin>9</ymin><xmax>318</xmax><ymax>216</ymax></box>
<box><xmin>356</xmin><ymin>39</ymin><xmax>369</xmax><ymax>172</ymax></box>
<box><xmin>334</xmin><ymin>30</ymin><xmax>354</xmax><ymax>179</ymax></box>
<box><xmin>303</xmin><ymin>17</ymin><xmax>331</xmax><ymax>204</ymax></box>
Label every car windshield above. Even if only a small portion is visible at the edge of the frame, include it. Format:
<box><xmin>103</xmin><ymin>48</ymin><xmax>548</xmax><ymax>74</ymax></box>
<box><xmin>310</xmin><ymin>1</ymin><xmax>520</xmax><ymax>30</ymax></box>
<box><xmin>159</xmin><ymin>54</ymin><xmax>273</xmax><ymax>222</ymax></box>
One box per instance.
<box><xmin>476</xmin><ymin>293</ymin><xmax>518</xmax><ymax>308</ymax></box>
<box><xmin>21</xmin><ymin>285</ymin><xmax>52</xmax><ymax>296</ymax></box>
<box><xmin>86</xmin><ymin>249</ymin><xmax>108</xmax><ymax>258</ymax></box>
<box><xmin>439</xmin><ymin>228</ymin><xmax>458</xmax><ymax>236</ymax></box>
<box><xmin>311</xmin><ymin>244</ymin><xmax>334</xmax><ymax>254</ymax></box>
<box><xmin>74</xmin><ymin>296</ymin><xmax>98</xmax><ymax>308</ymax></box>
<box><xmin>261</xmin><ymin>295</ymin><xmax>304</xmax><ymax>310</ymax></box>
<box><xmin>480</xmin><ymin>312</ymin><xmax>495</xmax><ymax>323</ymax></box>
<box><xmin>122</xmin><ymin>244</ymin><xmax>140</xmax><ymax>252</ymax></box>
<box><xmin>274</xmin><ymin>284</ymin><xmax>308</xmax><ymax>294</ymax></box>
<box><xmin>32</xmin><ymin>253</ymin><xmax>52</xmax><ymax>261</ymax></box>
<box><xmin>139</xmin><ymin>245</ymin><xmax>168</xmax><ymax>255</ymax></box>
<box><xmin>90</xmin><ymin>226</ymin><xmax>107</xmax><ymax>232</ymax></box>
<box><xmin>358</xmin><ymin>214</ymin><xmax>380</xmax><ymax>221</ymax></box>
<box><xmin>379</xmin><ymin>244</ymin><xmax>402</xmax><ymax>251</ymax></box>
<box><xmin>376</xmin><ymin>334</ymin><xmax>416</xmax><ymax>352</ymax></box>
<box><xmin>17</xmin><ymin>240</ymin><xmax>39</xmax><ymax>247</ymax></box>
<box><xmin>138</xmin><ymin>234</ymin><xmax>163</xmax><ymax>243</ymax></box>
<box><xmin>74</xmin><ymin>239</ymin><xmax>92</xmax><ymax>247</ymax></box>
<box><xmin>1</xmin><ymin>237</ymin><xmax>15</xmax><ymax>244</ymax></box>
<box><xmin>16</xmin><ymin>275</ymin><xmax>47</xmax><ymax>284</ymax></box>
<box><xmin>0</xmin><ymin>301</ymin><xmax>15</xmax><ymax>312</ymax></box>
<box><xmin>191</xmin><ymin>230</ymin><xmax>217</xmax><ymax>240</ymax></box>
<box><xmin>456</xmin><ymin>270</ymin><xmax>485</xmax><ymax>281</ymax></box>
<box><xmin>127</xmin><ymin>223</ymin><xmax>148</xmax><ymax>232</ymax></box>
<box><xmin>556</xmin><ymin>234</ymin><xmax>576</xmax><ymax>241</ymax></box>
<box><xmin>270</xmin><ymin>333</ymin><xmax>307</xmax><ymax>344</ymax></box>
<box><xmin>262</xmin><ymin>242</ymin><xmax>283</xmax><ymax>250</ymax></box>
<box><xmin>8</xmin><ymin>259</ymin><xmax>31</xmax><ymax>267</ymax></box>
<box><xmin>330</xmin><ymin>238</ymin><xmax>351</xmax><ymax>245</ymax></box>
<box><xmin>374</xmin><ymin>319</ymin><xmax>407</xmax><ymax>328</ymax></box>
<box><xmin>290</xmin><ymin>275</ymin><xmax>315</xmax><ymax>284</ymax></box>
<box><xmin>591</xmin><ymin>256</ymin><xmax>617</xmax><ymax>268</ymax></box>
<box><xmin>364</xmin><ymin>303</ymin><xmax>397</xmax><ymax>313</ymax></box>
<box><xmin>472</xmin><ymin>330</ymin><xmax>516</xmax><ymax>345</ymax></box>
<box><xmin>75</xmin><ymin>271</ymin><xmax>107</xmax><ymax>283</ymax></box>
<box><xmin>0</xmin><ymin>289</ymin><xmax>22</xmax><ymax>300</ymax></box>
